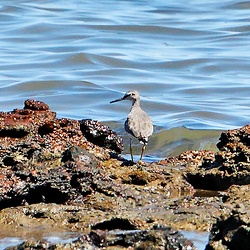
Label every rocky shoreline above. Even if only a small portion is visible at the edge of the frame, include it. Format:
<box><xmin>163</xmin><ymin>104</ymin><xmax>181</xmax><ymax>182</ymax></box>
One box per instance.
<box><xmin>0</xmin><ymin>100</ymin><xmax>249</xmax><ymax>249</ymax></box>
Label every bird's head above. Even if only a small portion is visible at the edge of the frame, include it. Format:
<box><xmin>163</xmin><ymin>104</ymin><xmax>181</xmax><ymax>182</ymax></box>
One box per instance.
<box><xmin>110</xmin><ymin>90</ymin><xmax>140</xmax><ymax>104</ymax></box>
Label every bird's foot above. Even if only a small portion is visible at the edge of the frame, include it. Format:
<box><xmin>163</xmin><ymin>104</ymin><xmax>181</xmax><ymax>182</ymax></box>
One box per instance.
<box><xmin>138</xmin><ymin>159</ymin><xmax>147</xmax><ymax>165</ymax></box>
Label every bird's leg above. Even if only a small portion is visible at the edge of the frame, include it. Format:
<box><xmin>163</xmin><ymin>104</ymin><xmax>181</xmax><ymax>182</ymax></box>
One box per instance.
<box><xmin>140</xmin><ymin>144</ymin><xmax>146</xmax><ymax>162</ymax></box>
<box><xmin>130</xmin><ymin>138</ymin><xmax>134</xmax><ymax>162</ymax></box>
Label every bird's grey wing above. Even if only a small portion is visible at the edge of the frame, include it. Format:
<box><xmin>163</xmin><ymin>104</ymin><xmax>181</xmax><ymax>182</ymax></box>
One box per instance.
<box><xmin>124</xmin><ymin>117</ymin><xmax>139</xmax><ymax>138</ymax></box>
<box><xmin>125</xmin><ymin>111</ymin><xmax>153</xmax><ymax>140</ymax></box>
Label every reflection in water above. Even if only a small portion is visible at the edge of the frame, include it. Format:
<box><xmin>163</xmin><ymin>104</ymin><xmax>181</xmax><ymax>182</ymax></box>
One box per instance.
<box><xmin>0</xmin><ymin>231</ymin><xmax>209</xmax><ymax>250</ymax></box>
<box><xmin>108</xmin><ymin>122</ymin><xmax>221</xmax><ymax>160</ymax></box>
<box><xmin>0</xmin><ymin>237</ymin><xmax>23</xmax><ymax>250</ymax></box>
<box><xmin>148</xmin><ymin>126</ymin><xmax>221</xmax><ymax>158</ymax></box>
<box><xmin>0</xmin><ymin>231</ymin><xmax>81</xmax><ymax>250</ymax></box>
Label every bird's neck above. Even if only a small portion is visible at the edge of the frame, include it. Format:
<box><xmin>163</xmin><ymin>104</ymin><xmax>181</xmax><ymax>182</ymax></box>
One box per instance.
<box><xmin>131</xmin><ymin>99</ymin><xmax>140</xmax><ymax>108</ymax></box>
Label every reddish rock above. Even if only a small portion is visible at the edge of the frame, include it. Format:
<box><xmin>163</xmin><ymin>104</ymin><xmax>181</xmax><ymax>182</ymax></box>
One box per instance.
<box><xmin>24</xmin><ymin>99</ymin><xmax>50</xmax><ymax>111</ymax></box>
<box><xmin>0</xmin><ymin>100</ymin><xmax>124</xmax><ymax>210</ymax></box>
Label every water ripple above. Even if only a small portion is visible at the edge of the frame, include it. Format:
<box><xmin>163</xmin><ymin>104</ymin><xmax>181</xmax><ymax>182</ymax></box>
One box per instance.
<box><xmin>0</xmin><ymin>0</ymin><xmax>250</xmax><ymax>132</ymax></box>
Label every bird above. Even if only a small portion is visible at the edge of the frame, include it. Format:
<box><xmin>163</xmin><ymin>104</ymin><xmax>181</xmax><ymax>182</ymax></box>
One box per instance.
<box><xmin>110</xmin><ymin>90</ymin><xmax>153</xmax><ymax>162</ymax></box>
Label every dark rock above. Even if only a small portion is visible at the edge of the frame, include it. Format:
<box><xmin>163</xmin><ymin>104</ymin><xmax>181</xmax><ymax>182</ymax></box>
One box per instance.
<box><xmin>96</xmin><ymin>226</ymin><xmax>196</xmax><ymax>249</ymax></box>
<box><xmin>80</xmin><ymin>119</ymin><xmax>124</xmax><ymax>153</ymax></box>
<box><xmin>0</xmin><ymin>127</ymin><xmax>29</xmax><ymax>138</ymax></box>
<box><xmin>6</xmin><ymin>226</ymin><xmax>196</xmax><ymax>250</ymax></box>
<box><xmin>206</xmin><ymin>209</ymin><xmax>250</xmax><ymax>250</ymax></box>
<box><xmin>182</xmin><ymin>125</ymin><xmax>250</xmax><ymax>190</ymax></box>
<box><xmin>92</xmin><ymin>218</ymin><xmax>136</xmax><ymax>231</ymax></box>
<box><xmin>38</xmin><ymin>121</ymin><xmax>55</xmax><ymax>136</ymax></box>
<box><xmin>216</xmin><ymin>125</ymin><xmax>250</xmax><ymax>167</ymax></box>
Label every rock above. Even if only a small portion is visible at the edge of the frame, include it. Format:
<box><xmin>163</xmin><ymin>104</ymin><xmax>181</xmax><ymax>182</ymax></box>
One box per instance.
<box><xmin>0</xmin><ymin>100</ymin><xmax>197</xmax><ymax>236</ymax></box>
<box><xmin>3</xmin><ymin>100</ymin><xmax>250</xmax><ymax>249</ymax></box>
<box><xmin>24</xmin><ymin>99</ymin><xmax>50</xmax><ymax>111</ymax></box>
<box><xmin>6</xmin><ymin>226</ymin><xmax>196</xmax><ymax>250</ymax></box>
<box><xmin>92</xmin><ymin>218</ymin><xmax>136</xmax><ymax>230</ymax></box>
<box><xmin>0</xmin><ymin>100</ymin><xmax>118</xmax><ymax>209</ymax></box>
<box><xmin>181</xmin><ymin>125</ymin><xmax>250</xmax><ymax>190</ymax></box>
<box><xmin>216</xmin><ymin>124</ymin><xmax>250</xmax><ymax>173</ymax></box>
<box><xmin>205</xmin><ymin>209</ymin><xmax>250</xmax><ymax>250</ymax></box>
<box><xmin>80</xmin><ymin>119</ymin><xmax>124</xmax><ymax>153</ymax></box>
<box><xmin>103</xmin><ymin>226</ymin><xmax>196</xmax><ymax>249</ymax></box>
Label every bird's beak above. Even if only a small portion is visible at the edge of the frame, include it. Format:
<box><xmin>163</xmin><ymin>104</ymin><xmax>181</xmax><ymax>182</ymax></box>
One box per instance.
<box><xmin>110</xmin><ymin>97</ymin><xmax>123</xmax><ymax>103</ymax></box>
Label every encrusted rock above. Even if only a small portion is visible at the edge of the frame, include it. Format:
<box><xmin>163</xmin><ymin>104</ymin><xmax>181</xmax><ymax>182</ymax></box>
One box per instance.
<box><xmin>3</xmin><ymin>100</ymin><xmax>250</xmax><ymax>249</ymax></box>
<box><xmin>216</xmin><ymin>125</ymin><xmax>250</xmax><ymax>171</ymax></box>
<box><xmin>6</xmin><ymin>225</ymin><xmax>196</xmax><ymax>250</ymax></box>
<box><xmin>206</xmin><ymin>209</ymin><xmax>250</xmax><ymax>250</ymax></box>
<box><xmin>179</xmin><ymin>125</ymin><xmax>250</xmax><ymax>190</ymax></box>
<box><xmin>80</xmin><ymin>119</ymin><xmax>124</xmax><ymax>153</ymax></box>
<box><xmin>24</xmin><ymin>99</ymin><xmax>50</xmax><ymax>111</ymax></box>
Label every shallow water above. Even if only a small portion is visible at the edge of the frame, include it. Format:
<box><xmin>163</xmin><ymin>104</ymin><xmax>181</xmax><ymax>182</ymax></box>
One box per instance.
<box><xmin>0</xmin><ymin>231</ymin><xmax>208</xmax><ymax>250</ymax></box>
<box><xmin>0</xmin><ymin>233</ymin><xmax>80</xmax><ymax>250</ymax></box>
<box><xmin>0</xmin><ymin>238</ymin><xmax>23</xmax><ymax>250</ymax></box>
<box><xmin>182</xmin><ymin>231</ymin><xmax>209</xmax><ymax>250</ymax></box>
<box><xmin>116</xmin><ymin>125</ymin><xmax>221</xmax><ymax>159</ymax></box>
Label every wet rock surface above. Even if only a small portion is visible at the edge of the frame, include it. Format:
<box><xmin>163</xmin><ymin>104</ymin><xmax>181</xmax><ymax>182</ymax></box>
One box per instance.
<box><xmin>6</xmin><ymin>226</ymin><xmax>196</xmax><ymax>250</ymax></box>
<box><xmin>0</xmin><ymin>100</ymin><xmax>250</xmax><ymax>249</ymax></box>
<box><xmin>204</xmin><ymin>184</ymin><xmax>250</xmax><ymax>250</ymax></box>
<box><xmin>205</xmin><ymin>209</ymin><xmax>250</xmax><ymax>250</ymax></box>
<box><xmin>175</xmin><ymin>125</ymin><xmax>250</xmax><ymax>191</ymax></box>
<box><xmin>80</xmin><ymin>119</ymin><xmax>124</xmax><ymax>153</ymax></box>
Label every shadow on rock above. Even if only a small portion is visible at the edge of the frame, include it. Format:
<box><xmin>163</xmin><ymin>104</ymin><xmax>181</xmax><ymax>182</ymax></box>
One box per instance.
<box><xmin>160</xmin><ymin>125</ymin><xmax>250</xmax><ymax>191</ymax></box>
<box><xmin>206</xmin><ymin>209</ymin><xmax>250</xmax><ymax>250</ymax></box>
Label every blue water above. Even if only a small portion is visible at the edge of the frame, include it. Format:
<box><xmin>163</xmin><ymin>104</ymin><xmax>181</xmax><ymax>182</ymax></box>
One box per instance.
<box><xmin>0</xmin><ymin>0</ymin><xmax>250</xmax><ymax>131</ymax></box>
<box><xmin>0</xmin><ymin>238</ymin><xmax>23</xmax><ymax>249</ymax></box>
